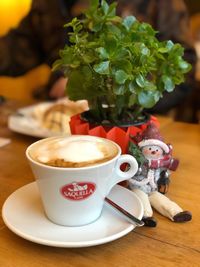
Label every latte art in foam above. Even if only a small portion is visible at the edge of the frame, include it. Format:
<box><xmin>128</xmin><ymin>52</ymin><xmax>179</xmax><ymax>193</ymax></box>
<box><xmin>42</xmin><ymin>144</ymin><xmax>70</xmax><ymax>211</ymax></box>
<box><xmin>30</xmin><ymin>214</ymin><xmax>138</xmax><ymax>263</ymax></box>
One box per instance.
<box><xmin>29</xmin><ymin>136</ymin><xmax>119</xmax><ymax>167</ymax></box>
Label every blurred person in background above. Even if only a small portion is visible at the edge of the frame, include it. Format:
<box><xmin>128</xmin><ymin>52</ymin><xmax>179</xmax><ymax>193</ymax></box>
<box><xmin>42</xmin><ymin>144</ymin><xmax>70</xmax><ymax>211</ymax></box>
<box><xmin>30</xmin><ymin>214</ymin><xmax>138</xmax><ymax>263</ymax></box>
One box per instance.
<box><xmin>0</xmin><ymin>0</ymin><xmax>197</xmax><ymax>115</ymax></box>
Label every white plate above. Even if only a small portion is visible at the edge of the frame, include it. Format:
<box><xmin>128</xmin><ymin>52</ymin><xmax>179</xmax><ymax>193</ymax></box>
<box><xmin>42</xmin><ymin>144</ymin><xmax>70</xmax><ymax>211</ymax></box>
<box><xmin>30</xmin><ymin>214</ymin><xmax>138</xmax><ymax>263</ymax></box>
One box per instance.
<box><xmin>8</xmin><ymin>103</ymin><xmax>71</xmax><ymax>138</ymax></box>
<box><xmin>2</xmin><ymin>182</ymin><xmax>143</xmax><ymax>248</ymax></box>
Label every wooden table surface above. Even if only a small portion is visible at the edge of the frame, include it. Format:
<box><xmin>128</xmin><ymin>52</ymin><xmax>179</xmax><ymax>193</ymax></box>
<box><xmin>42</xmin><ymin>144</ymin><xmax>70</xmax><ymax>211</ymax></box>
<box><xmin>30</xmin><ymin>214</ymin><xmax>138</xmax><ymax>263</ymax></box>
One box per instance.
<box><xmin>0</xmin><ymin>101</ymin><xmax>200</xmax><ymax>267</ymax></box>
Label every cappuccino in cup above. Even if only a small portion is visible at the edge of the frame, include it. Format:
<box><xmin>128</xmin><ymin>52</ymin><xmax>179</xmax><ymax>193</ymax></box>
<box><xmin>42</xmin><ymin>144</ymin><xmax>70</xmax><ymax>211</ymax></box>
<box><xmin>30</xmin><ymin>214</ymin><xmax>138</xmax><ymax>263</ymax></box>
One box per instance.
<box><xmin>28</xmin><ymin>135</ymin><xmax>118</xmax><ymax>168</ymax></box>
<box><xmin>26</xmin><ymin>135</ymin><xmax>138</xmax><ymax>226</ymax></box>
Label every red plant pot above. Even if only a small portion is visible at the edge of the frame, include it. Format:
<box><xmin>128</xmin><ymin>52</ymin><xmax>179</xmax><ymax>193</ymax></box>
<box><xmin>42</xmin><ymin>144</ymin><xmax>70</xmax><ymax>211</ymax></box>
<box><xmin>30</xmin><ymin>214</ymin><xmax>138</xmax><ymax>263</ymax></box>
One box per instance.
<box><xmin>69</xmin><ymin>114</ymin><xmax>159</xmax><ymax>154</ymax></box>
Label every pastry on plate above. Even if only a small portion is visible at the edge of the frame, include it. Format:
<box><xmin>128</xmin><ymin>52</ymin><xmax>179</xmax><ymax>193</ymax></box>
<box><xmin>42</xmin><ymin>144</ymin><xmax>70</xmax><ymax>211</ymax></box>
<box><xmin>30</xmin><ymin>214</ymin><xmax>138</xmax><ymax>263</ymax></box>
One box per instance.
<box><xmin>32</xmin><ymin>98</ymin><xmax>89</xmax><ymax>133</ymax></box>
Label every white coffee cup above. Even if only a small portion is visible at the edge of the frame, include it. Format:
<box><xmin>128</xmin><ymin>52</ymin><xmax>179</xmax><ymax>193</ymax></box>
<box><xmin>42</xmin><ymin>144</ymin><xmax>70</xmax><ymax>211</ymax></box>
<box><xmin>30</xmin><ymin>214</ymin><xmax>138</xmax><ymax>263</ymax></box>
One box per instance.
<box><xmin>26</xmin><ymin>135</ymin><xmax>138</xmax><ymax>226</ymax></box>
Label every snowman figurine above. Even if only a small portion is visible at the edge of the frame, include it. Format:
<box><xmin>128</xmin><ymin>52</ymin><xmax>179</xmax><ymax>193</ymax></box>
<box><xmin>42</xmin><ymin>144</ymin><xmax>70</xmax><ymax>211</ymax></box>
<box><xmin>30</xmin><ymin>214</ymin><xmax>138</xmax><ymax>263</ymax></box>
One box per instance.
<box><xmin>129</xmin><ymin>123</ymin><xmax>192</xmax><ymax>227</ymax></box>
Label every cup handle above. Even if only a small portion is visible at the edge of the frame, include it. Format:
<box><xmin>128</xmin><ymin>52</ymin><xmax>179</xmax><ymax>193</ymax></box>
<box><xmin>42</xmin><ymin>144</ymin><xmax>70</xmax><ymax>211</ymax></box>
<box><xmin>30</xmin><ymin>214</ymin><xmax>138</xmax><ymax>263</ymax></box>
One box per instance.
<box><xmin>114</xmin><ymin>154</ymin><xmax>138</xmax><ymax>183</ymax></box>
<box><xmin>106</xmin><ymin>155</ymin><xmax>138</xmax><ymax>195</ymax></box>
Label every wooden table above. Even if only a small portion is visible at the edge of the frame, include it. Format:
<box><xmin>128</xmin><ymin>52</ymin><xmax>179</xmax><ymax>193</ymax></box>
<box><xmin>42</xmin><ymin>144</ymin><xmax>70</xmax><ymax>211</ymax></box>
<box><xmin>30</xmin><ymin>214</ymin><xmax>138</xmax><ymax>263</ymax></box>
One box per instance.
<box><xmin>0</xmin><ymin>103</ymin><xmax>200</xmax><ymax>267</ymax></box>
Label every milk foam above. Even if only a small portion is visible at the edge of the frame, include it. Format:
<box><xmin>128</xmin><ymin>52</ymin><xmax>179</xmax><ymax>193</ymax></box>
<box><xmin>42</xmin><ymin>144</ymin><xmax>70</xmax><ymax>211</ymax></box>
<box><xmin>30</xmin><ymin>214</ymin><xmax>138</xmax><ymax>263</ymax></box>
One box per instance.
<box><xmin>29</xmin><ymin>136</ymin><xmax>118</xmax><ymax>167</ymax></box>
<box><xmin>57</xmin><ymin>140</ymin><xmax>104</xmax><ymax>162</ymax></box>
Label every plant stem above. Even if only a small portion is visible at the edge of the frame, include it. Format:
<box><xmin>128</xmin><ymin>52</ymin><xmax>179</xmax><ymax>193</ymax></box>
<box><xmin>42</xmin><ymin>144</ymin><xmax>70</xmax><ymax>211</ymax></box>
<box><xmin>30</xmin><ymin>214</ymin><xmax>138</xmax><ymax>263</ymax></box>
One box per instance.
<box><xmin>133</xmin><ymin>106</ymin><xmax>144</xmax><ymax>119</ymax></box>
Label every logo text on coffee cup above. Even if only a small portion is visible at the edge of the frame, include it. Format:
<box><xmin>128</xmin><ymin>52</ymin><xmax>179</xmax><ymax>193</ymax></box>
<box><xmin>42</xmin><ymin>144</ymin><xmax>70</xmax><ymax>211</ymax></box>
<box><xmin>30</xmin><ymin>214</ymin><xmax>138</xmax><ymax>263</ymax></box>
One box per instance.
<box><xmin>60</xmin><ymin>182</ymin><xmax>96</xmax><ymax>201</ymax></box>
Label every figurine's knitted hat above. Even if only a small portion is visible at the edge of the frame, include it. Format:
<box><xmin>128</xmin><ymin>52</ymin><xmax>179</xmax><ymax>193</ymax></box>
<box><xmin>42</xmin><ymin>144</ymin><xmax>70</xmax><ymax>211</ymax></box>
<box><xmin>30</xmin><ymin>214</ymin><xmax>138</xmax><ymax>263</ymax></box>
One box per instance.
<box><xmin>137</xmin><ymin>123</ymin><xmax>169</xmax><ymax>153</ymax></box>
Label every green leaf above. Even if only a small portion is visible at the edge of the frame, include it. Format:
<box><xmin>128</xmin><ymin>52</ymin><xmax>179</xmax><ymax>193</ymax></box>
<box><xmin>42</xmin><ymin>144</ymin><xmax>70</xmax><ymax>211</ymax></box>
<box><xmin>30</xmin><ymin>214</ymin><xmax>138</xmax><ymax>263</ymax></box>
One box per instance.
<box><xmin>145</xmin><ymin>81</ymin><xmax>157</xmax><ymax>91</ymax></box>
<box><xmin>113</xmin><ymin>59</ymin><xmax>132</xmax><ymax>74</ymax></box>
<box><xmin>169</xmin><ymin>44</ymin><xmax>184</xmax><ymax>58</ymax></box>
<box><xmin>114</xmin><ymin>48</ymin><xmax>130</xmax><ymax>60</ymax></box>
<box><xmin>82</xmin><ymin>53</ymin><xmax>95</xmax><ymax>64</ymax></box>
<box><xmin>69</xmin><ymin>61</ymin><xmax>81</xmax><ymax>68</ymax></box>
<box><xmin>178</xmin><ymin>60</ymin><xmax>191</xmax><ymax>71</ymax></box>
<box><xmin>107</xmin><ymin>2</ymin><xmax>117</xmax><ymax>17</ymax></box>
<box><xmin>129</xmin><ymin>142</ymin><xmax>146</xmax><ymax>165</ymax></box>
<box><xmin>90</xmin><ymin>0</ymin><xmax>99</xmax><ymax>9</ymax></box>
<box><xmin>156</xmin><ymin>53</ymin><xmax>165</xmax><ymax>60</ymax></box>
<box><xmin>141</xmin><ymin>46</ymin><xmax>150</xmax><ymax>56</ymax></box>
<box><xmin>162</xmin><ymin>75</ymin><xmax>175</xmax><ymax>92</ymax></box>
<box><xmin>136</xmin><ymin>74</ymin><xmax>145</xmax><ymax>87</ymax></box>
<box><xmin>179</xmin><ymin>61</ymin><xmax>189</xmax><ymax>69</ymax></box>
<box><xmin>96</xmin><ymin>47</ymin><xmax>109</xmax><ymax>59</ymax></box>
<box><xmin>113</xmin><ymin>84</ymin><xmax>125</xmax><ymax>95</ymax></box>
<box><xmin>105</xmin><ymin>36</ymin><xmax>118</xmax><ymax>55</ymax></box>
<box><xmin>59</xmin><ymin>49</ymin><xmax>73</xmax><ymax>64</ymax></box>
<box><xmin>106</xmin><ymin>24</ymin><xmax>122</xmax><ymax>37</ymax></box>
<box><xmin>138</xmin><ymin>91</ymin><xmax>160</xmax><ymax>108</ymax></box>
<box><xmin>75</xmin><ymin>24</ymin><xmax>83</xmax><ymax>32</ymax></box>
<box><xmin>94</xmin><ymin>61</ymin><xmax>110</xmax><ymax>74</ymax></box>
<box><xmin>115</xmin><ymin>70</ymin><xmax>129</xmax><ymax>84</ymax></box>
<box><xmin>64</xmin><ymin>17</ymin><xmax>79</xmax><ymax>29</ymax></box>
<box><xmin>158</xmin><ymin>47</ymin><xmax>169</xmax><ymax>53</ymax></box>
<box><xmin>166</xmin><ymin>40</ymin><xmax>174</xmax><ymax>50</ymax></box>
<box><xmin>122</xmin><ymin>16</ymin><xmax>136</xmax><ymax>31</ymax></box>
<box><xmin>138</xmin><ymin>22</ymin><xmax>156</xmax><ymax>35</ymax></box>
<box><xmin>52</xmin><ymin>59</ymin><xmax>62</xmax><ymax>72</ymax></box>
<box><xmin>101</xmin><ymin>0</ymin><xmax>109</xmax><ymax>15</ymax></box>
<box><xmin>128</xmin><ymin>81</ymin><xmax>136</xmax><ymax>93</ymax></box>
<box><xmin>92</xmin><ymin>21</ymin><xmax>103</xmax><ymax>32</ymax></box>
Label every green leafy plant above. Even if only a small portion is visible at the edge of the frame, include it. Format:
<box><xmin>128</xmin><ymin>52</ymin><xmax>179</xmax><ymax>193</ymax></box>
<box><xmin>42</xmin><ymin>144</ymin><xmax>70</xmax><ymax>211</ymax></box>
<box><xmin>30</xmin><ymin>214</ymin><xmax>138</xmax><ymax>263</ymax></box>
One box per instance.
<box><xmin>53</xmin><ymin>0</ymin><xmax>191</xmax><ymax>125</ymax></box>
<box><xmin>128</xmin><ymin>141</ymin><xmax>146</xmax><ymax>166</ymax></box>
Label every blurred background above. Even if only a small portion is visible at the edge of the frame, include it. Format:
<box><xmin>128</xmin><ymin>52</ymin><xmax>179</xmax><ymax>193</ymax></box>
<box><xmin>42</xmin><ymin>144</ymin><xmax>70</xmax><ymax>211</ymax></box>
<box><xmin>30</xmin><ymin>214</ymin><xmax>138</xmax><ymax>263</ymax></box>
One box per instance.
<box><xmin>0</xmin><ymin>0</ymin><xmax>199</xmax><ymax>123</ymax></box>
<box><xmin>0</xmin><ymin>0</ymin><xmax>50</xmax><ymax>101</ymax></box>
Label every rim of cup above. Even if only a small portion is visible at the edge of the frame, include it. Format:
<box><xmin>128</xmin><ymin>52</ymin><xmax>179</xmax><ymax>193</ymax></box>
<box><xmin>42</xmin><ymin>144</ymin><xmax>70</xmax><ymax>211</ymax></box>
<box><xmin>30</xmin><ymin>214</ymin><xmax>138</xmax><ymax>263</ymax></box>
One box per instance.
<box><xmin>26</xmin><ymin>135</ymin><xmax>122</xmax><ymax>171</ymax></box>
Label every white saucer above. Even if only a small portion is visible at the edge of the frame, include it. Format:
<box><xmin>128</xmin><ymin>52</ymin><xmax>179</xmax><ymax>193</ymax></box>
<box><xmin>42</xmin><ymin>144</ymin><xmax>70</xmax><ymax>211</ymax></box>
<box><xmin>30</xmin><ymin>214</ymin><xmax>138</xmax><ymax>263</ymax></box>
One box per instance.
<box><xmin>2</xmin><ymin>182</ymin><xmax>143</xmax><ymax>248</ymax></box>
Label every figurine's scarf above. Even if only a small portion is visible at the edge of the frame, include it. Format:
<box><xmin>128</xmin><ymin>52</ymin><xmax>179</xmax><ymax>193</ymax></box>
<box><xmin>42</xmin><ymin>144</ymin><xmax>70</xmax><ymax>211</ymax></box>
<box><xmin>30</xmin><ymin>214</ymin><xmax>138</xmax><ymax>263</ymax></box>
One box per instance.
<box><xmin>147</xmin><ymin>155</ymin><xmax>178</xmax><ymax>171</ymax></box>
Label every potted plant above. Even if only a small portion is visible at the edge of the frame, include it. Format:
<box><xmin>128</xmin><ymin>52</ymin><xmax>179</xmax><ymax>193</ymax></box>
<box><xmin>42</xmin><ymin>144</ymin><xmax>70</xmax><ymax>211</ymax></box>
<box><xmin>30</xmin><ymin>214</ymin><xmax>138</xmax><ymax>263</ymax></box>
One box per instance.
<box><xmin>53</xmin><ymin>0</ymin><xmax>191</xmax><ymax>152</ymax></box>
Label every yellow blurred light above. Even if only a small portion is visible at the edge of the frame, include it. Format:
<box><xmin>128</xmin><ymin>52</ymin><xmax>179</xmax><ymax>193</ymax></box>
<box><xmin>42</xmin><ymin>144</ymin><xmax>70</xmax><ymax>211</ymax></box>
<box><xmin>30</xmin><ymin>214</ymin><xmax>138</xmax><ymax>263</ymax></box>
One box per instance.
<box><xmin>0</xmin><ymin>0</ymin><xmax>51</xmax><ymax>101</ymax></box>
<box><xmin>0</xmin><ymin>0</ymin><xmax>32</xmax><ymax>36</ymax></box>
